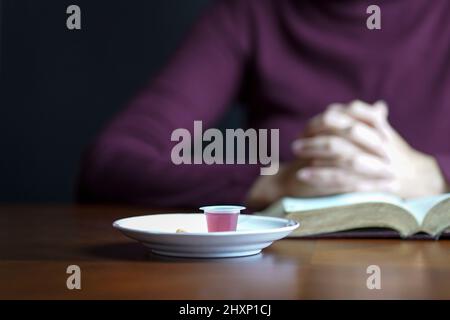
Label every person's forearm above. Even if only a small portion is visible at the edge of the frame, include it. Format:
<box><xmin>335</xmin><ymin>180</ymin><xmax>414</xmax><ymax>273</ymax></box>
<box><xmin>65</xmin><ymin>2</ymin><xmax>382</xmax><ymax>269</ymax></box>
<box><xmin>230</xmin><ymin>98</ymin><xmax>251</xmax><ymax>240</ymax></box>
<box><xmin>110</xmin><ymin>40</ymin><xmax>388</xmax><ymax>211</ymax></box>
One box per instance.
<box><xmin>79</xmin><ymin>133</ymin><xmax>261</xmax><ymax>207</ymax></box>
<box><xmin>415</xmin><ymin>152</ymin><xmax>448</xmax><ymax>196</ymax></box>
<box><xmin>433</xmin><ymin>153</ymin><xmax>450</xmax><ymax>193</ymax></box>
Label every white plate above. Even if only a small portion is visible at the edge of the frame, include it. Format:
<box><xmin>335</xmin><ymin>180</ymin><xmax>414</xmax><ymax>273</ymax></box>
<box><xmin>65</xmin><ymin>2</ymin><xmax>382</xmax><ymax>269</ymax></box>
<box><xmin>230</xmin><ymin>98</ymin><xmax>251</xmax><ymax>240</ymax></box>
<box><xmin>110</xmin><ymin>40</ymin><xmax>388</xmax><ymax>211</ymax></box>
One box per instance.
<box><xmin>113</xmin><ymin>214</ymin><xmax>299</xmax><ymax>258</ymax></box>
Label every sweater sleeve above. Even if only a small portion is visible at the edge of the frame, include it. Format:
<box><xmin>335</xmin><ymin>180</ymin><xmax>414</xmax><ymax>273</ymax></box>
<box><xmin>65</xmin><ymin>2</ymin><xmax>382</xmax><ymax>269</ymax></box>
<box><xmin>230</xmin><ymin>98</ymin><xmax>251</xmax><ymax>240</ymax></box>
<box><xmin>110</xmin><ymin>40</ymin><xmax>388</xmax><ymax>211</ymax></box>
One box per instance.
<box><xmin>77</xmin><ymin>0</ymin><xmax>262</xmax><ymax>207</ymax></box>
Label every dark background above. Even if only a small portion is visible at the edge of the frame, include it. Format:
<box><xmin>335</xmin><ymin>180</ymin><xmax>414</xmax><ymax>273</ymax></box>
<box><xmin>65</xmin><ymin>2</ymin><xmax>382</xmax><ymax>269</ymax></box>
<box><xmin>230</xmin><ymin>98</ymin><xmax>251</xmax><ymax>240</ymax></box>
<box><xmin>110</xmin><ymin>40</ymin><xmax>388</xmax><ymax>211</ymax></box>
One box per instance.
<box><xmin>0</xmin><ymin>0</ymin><xmax>243</xmax><ymax>203</ymax></box>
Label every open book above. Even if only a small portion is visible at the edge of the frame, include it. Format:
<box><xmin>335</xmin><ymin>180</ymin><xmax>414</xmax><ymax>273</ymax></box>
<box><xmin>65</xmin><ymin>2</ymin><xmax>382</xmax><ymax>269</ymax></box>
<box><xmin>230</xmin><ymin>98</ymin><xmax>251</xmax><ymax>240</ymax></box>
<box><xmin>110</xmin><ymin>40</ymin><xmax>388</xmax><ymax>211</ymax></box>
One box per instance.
<box><xmin>260</xmin><ymin>192</ymin><xmax>450</xmax><ymax>239</ymax></box>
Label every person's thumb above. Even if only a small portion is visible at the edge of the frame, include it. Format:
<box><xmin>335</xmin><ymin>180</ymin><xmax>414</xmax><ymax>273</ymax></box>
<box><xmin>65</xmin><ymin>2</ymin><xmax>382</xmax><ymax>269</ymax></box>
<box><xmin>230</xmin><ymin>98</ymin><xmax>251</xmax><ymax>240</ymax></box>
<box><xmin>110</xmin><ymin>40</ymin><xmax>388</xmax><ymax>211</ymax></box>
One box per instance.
<box><xmin>374</xmin><ymin>100</ymin><xmax>388</xmax><ymax>119</ymax></box>
<box><xmin>373</xmin><ymin>100</ymin><xmax>394</xmax><ymax>140</ymax></box>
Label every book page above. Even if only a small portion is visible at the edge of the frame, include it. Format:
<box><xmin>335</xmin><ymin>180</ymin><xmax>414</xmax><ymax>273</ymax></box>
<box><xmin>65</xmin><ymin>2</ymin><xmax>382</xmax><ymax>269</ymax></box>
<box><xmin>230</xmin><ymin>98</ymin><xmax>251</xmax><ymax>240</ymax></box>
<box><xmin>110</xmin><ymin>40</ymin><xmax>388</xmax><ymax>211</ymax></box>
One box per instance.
<box><xmin>282</xmin><ymin>192</ymin><xmax>403</xmax><ymax>213</ymax></box>
<box><xmin>404</xmin><ymin>193</ymin><xmax>450</xmax><ymax>225</ymax></box>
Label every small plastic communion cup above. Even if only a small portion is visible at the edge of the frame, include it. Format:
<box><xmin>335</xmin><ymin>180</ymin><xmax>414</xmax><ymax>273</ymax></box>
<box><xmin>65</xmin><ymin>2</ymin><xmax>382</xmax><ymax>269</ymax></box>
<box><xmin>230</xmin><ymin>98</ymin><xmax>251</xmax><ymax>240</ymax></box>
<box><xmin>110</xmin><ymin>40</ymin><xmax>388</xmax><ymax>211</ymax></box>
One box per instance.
<box><xmin>200</xmin><ymin>205</ymin><xmax>246</xmax><ymax>232</ymax></box>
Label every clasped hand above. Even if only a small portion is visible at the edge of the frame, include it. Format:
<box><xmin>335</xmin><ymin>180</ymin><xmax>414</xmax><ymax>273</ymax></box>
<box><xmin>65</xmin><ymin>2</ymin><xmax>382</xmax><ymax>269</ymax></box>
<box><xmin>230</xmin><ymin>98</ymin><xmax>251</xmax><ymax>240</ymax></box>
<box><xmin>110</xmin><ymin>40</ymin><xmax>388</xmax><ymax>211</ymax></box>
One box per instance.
<box><xmin>246</xmin><ymin>100</ymin><xmax>447</xmax><ymax>209</ymax></box>
<box><xmin>290</xmin><ymin>100</ymin><xmax>446</xmax><ymax>198</ymax></box>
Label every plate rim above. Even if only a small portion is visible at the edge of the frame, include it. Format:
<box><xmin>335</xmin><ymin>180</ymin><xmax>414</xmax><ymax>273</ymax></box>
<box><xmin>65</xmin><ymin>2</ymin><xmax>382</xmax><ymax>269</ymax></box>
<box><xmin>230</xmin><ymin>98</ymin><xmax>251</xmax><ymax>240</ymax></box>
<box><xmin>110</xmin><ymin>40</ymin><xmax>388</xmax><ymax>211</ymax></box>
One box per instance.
<box><xmin>112</xmin><ymin>213</ymin><xmax>299</xmax><ymax>237</ymax></box>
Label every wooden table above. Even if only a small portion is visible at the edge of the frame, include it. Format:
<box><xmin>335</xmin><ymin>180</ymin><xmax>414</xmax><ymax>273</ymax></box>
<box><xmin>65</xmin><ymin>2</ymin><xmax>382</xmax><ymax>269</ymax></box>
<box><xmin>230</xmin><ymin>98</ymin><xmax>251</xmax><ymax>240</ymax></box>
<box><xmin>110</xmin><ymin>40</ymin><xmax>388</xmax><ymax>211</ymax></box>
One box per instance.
<box><xmin>1</xmin><ymin>205</ymin><xmax>450</xmax><ymax>299</ymax></box>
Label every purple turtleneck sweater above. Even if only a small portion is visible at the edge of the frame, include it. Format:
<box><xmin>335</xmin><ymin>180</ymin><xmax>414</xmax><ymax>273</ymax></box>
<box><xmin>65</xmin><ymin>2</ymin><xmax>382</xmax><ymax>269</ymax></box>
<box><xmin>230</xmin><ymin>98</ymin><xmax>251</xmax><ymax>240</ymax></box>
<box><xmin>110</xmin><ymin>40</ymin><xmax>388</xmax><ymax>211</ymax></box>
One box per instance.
<box><xmin>78</xmin><ymin>0</ymin><xmax>450</xmax><ymax>207</ymax></box>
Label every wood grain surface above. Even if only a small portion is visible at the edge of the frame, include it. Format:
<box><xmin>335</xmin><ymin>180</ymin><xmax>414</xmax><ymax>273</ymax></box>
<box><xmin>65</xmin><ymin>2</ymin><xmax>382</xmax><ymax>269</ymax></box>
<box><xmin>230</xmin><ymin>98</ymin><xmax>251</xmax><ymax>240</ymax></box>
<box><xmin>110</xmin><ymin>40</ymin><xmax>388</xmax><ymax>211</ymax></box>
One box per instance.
<box><xmin>1</xmin><ymin>205</ymin><xmax>449</xmax><ymax>299</ymax></box>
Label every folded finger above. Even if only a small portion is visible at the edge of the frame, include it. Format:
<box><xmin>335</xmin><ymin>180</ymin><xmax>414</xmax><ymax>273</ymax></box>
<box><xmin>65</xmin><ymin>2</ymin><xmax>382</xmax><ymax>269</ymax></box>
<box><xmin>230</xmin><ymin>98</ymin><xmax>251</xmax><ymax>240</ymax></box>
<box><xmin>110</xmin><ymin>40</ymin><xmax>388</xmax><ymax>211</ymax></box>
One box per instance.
<box><xmin>303</xmin><ymin>107</ymin><xmax>388</xmax><ymax>159</ymax></box>
<box><xmin>342</xmin><ymin>122</ymin><xmax>388</xmax><ymax>159</ymax></box>
<box><xmin>355</xmin><ymin>179</ymin><xmax>398</xmax><ymax>193</ymax></box>
<box><xmin>344</xmin><ymin>100</ymin><xmax>390</xmax><ymax>139</ymax></box>
<box><xmin>292</xmin><ymin>136</ymin><xmax>360</xmax><ymax>159</ymax></box>
<box><xmin>297</xmin><ymin>167</ymin><xmax>359</xmax><ymax>188</ymax></box>
<box><xmin>304</xmin><ymin>105</ymin><xmax>353</xmax><ymax>137</ymax></box>
<box><xmin>308</xmin><ymin>153</ymin><xmax>395</xmax><ymax>179</ymax></box>
<box><xmin>297</xmin><ymin>167</ymin><xmax>396</xmax><ymax>192</ymax></box>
